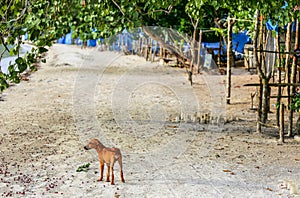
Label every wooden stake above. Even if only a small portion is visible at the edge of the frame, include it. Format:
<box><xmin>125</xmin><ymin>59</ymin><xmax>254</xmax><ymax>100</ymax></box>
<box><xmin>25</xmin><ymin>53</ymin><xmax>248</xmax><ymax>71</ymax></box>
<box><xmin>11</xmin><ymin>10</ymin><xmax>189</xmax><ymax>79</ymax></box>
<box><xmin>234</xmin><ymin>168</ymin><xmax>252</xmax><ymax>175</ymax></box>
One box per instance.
<box><xmin>279</xmin><ymin>103</ymin><xmax>285</xmax><ymax>143</ymax></box>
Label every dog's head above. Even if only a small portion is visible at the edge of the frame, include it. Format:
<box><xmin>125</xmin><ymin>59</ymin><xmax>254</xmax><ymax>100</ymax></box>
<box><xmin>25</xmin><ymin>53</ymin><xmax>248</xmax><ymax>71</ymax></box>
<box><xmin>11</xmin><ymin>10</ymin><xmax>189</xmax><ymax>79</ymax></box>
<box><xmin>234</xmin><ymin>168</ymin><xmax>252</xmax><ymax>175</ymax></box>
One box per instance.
<box><xmin>84</xmin><ymin>138</ymin><xmax>102</xmax><ymax>150</ymax></box>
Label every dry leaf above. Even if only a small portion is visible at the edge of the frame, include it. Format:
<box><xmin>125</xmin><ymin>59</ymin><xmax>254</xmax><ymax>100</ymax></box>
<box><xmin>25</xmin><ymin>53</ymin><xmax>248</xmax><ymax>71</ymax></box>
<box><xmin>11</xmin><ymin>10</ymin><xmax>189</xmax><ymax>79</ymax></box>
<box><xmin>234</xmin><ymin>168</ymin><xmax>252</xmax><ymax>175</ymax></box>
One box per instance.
<box><xmin>266</xmin><ymin>187</ymin><xmax>272</xmax><ymax>191</ymax></box>
<box><xmin>167</xmin><ymin>125</ymin><xmax>178</xmax><ymax>128</ymax></box>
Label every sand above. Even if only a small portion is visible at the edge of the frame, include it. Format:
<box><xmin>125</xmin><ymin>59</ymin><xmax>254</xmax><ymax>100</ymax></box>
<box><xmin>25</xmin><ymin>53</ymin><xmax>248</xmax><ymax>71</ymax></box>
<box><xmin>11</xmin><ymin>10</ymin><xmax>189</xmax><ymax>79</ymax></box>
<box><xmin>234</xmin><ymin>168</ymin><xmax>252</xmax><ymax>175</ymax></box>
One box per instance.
<box><xmin>0</xmin><ymin>44</ymin><xmax>299</xmax><ymax>197</ymax></box>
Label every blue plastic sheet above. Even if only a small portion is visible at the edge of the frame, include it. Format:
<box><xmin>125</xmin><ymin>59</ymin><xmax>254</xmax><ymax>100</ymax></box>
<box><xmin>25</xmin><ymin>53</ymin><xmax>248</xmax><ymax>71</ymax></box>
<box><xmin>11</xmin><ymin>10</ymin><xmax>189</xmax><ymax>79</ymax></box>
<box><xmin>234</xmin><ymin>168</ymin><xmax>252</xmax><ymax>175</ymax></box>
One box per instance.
<box><xmin>57</xmin><ymin>36</ymin><xmax>65</xmax><ymax>44</ymax></box>
<box><xmin>87</xmin><ymin>39</ymin><xmax>96</xmax><ymax>47</ymax></box>
<box><xmin>65</xmin><ymin>32</ymin><xmax>73</xmax><ymax>44</ymax></box>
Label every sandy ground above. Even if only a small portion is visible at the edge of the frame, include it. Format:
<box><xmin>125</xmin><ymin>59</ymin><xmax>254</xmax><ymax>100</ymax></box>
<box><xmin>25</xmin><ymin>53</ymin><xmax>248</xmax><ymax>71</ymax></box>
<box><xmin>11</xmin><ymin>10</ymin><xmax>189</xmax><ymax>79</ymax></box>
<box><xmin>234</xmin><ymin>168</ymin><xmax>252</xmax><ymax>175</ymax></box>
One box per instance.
<box><xmin>0</xmin><ymin>44</ymin><xmax>300</xmax><ymax>197</ymax></box>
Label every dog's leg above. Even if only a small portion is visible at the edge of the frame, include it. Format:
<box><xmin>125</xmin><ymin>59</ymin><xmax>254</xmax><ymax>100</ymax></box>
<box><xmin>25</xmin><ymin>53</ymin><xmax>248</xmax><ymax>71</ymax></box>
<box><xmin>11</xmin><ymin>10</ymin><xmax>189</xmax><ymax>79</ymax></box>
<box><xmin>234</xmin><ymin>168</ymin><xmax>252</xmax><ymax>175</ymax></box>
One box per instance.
<box><xmin>105</xmin><ymin>164</ymin><xmax>110</xmax><ymax>182</ymax></box>
<box><xmin>118</xmin><ymin>157</ymin><xmax>125</xmax><ymax>183</ymax></box>
<box><xmin>110</xmin><ymin>166</ymin><xmax>115</xmax><ymax>185</ymax></box>
<box><xmin>97</xmin><ymin>161</ymin><xmax>104</xmax><ymax>181</ymax></box>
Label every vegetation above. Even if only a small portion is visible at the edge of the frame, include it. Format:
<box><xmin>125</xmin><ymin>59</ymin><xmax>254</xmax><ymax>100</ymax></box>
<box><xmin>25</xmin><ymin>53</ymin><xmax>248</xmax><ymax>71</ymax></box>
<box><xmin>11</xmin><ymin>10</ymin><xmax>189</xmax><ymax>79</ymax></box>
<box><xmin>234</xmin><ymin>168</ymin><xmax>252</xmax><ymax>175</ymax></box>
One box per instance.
<box><xmin>76</xmin><ymin>163</ymin><xmax>90</xmax><ymax>172</ymax></box>
<box><xmin>2</xmin><ymin>1</ymin><xmax>300</xmax><ymax>135</ymax></box>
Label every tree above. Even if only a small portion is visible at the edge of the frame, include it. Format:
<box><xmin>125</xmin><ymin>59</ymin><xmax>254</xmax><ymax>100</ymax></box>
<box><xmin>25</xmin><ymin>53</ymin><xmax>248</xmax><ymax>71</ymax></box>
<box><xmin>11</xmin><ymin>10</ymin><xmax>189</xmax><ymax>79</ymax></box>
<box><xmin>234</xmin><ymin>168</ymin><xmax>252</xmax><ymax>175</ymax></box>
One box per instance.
<box><xmin>0</xmin><ymin>0</ymin><xmax>185</xmax><ymax>92</ymax></box>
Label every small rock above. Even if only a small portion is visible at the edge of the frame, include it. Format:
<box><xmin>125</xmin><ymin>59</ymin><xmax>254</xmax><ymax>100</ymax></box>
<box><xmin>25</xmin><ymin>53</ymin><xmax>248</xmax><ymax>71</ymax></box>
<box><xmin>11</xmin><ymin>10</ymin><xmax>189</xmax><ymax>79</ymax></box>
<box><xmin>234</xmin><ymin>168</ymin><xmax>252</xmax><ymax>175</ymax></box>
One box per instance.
<box><xmin>294</xmin><ymin>135</ymin><xmax>300</xmax><ymax>142</ymax></box>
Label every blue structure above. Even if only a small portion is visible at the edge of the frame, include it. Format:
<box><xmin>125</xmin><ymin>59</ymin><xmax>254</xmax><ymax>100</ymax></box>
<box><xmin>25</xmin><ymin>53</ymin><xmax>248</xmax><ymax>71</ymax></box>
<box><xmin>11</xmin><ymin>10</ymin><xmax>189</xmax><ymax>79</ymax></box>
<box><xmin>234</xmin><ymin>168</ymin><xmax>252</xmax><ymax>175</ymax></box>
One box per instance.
<box><xmin>121</xmin><ymin>28</ymin><xmax>133</xmax><ymax>52</ymax></box>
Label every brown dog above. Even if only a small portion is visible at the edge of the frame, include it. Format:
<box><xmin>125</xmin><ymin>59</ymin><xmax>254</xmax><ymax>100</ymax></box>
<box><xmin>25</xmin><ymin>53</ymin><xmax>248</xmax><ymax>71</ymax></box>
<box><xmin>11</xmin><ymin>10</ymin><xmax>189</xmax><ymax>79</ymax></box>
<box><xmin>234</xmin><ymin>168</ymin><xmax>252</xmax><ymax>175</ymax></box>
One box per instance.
<box><xmin>84</xmin><ymin>138</ymin><xmax>125</xmax><ymax>185</ymax></box>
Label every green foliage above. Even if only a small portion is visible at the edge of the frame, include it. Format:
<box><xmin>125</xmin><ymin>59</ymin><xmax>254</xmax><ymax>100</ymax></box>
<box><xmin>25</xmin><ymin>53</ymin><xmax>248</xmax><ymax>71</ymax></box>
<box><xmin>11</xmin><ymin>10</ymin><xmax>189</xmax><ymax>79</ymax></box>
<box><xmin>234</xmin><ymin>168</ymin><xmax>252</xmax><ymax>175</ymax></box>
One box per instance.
<box><xmin>291</xmin><ymin>94</ymin><xmax>300</xmax><ymax>112</ymax></box>
<box><xmin>2</xmin><ymin>0</ymin><xmax>300</xmax><ymax>94</ymax></box>
<box><xmin>275</xmin><ymin>101</ymin><xmax>281</xmax><ymax>110</ymax></box>
<box><xmin>76</xmin><ymin>163</ymin><xmax>90</xmax><ymax>172</ymax></box>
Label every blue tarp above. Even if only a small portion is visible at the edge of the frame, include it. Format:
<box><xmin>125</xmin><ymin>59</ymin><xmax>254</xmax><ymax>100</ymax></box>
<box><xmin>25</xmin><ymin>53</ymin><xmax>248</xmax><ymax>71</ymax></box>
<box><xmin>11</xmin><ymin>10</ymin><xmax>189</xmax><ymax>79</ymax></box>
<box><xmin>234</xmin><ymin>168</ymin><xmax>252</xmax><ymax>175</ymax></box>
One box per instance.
<box><xmin>203</xmin><ymin>31</ymin><xmax>250</xmax><ymax>55</ymax></box>
<box><xmin>65</xmin><ymin>32</ymin><xmax>73</xmax><ymax>44</ymax></box>
<box><xmin>87</xmin><ymin>39</ymin><xmax>97</xmax><ymax>47</ymax></box>
<box><xmin>57</xmin><ymin>36</ymin><xmax>65</xmax><ymax>44</ymax></box>
<box><xmin>24</xmin><ymin>33</ymin><xmax>28</xmax><ymax>41</ymax></box>
<box><xmin>232</xmin><ymin>30</ymin><xmax>251</xmax><ymax>54</ymax></box>
<box><xmin>113</xmin><ymin>29</ymin><xmax>134</xmax><ymax>52</ymax></box>
<box><xmin>266</xmin><ymin>19</ymin><xmax>298</xmax><ymax>32</ymax></box>
<box><xmin>266</xmin><ymin>1</ymin><xmax>292</xmax><ymax>32</ymax></box>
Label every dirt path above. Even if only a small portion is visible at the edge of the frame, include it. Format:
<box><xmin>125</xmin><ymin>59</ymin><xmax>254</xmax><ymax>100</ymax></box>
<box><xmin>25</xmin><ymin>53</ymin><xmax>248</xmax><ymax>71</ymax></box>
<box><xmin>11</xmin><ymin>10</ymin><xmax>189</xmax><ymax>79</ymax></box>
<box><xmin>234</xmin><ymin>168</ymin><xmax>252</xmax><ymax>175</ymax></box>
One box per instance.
<box><xmin>0</xmin><ymin>44</ymin><xmax>299</xmax><ymax>197</ymax></box>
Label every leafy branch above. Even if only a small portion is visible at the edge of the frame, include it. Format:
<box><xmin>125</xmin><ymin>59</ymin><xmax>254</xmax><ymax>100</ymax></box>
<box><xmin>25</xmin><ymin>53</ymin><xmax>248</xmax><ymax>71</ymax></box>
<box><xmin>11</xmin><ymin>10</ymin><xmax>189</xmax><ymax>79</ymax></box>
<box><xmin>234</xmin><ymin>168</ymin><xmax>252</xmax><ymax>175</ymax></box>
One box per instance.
<box><xmin>76</xmin><ymin>163</ymin><xmax>90</xmax><ymax>172</ymax></box>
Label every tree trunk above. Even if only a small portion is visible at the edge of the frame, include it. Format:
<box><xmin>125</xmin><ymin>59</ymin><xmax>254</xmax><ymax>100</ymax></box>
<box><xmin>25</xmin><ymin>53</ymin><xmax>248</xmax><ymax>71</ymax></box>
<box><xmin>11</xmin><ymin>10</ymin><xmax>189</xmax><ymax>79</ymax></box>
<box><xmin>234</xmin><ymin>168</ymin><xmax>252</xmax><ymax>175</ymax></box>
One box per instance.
<box><xmin>190</xmin><ymin>19</ymin><xmax>199</xmax><ymax>75</ymax></box>
<box><xmin>257</xmin><ymin>78</ymin><xmax>263</xmax><ymax>133</ymax></box>
<box><xmin>261</xmin><ymin>79</ymin><xmax>270</xmax><ymax>123</ymax></box>
<box><xmin>253</xmin><ymin>10</ymin><xmax>262</xmax><ymax>133</ymax></box>
<box><xmin>257</xmin><ymin>15</ymin><xmax>270</xmax><ymax>124</ymax></box>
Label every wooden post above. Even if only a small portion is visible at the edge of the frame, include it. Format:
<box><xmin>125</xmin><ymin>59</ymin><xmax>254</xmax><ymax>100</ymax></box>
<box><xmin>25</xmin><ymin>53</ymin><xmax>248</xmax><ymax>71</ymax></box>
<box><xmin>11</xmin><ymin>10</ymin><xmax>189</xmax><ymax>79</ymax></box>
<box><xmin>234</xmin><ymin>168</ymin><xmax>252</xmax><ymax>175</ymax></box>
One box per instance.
<box><xmin>276</xmin><ymin>85</ymin><xmax>282</xmax><ymax>127</ymax></box>
<box><xmin>226</xmin><ymin>16</ymin><xmax>233</xmax><ymax>104</ymax></box>
<box><xmin>288</xmin><ymin>20</ymin><xmax>299</xmax><ymax>137</ymax></box>
<box><xmin>218</xmin><ymin>35</ymin><xmax>222</xmax><ymax>67</ymax></box>
<box><xmin>159</xmin><ymin>43</ymin><xmax>163</xmax><ymax>60</ymax></box>
<box><xmin>149</xmin><ymin>38</ymin><xmax>153</xmax><ymax>62</ymax></box>
<box><xmin>284</xmin><ymin>22</ymin><xmax>292</xmax><ymax>81</ymax></box>
<box><xmin>197</xmin><ymin>30</ymin><xmax>202</xmax><ymax>73</ymax></box>
<box><xmin>257</xmin><ymin>79</ymin><xmax>263</xmax><ymax>133</ymax></box>
<box><xmin>138</xmin><ymin>37</ymin><xmax>142</xmax><ymax>56</ymax></box>
<box><xmin>276</xmin><ymin>28</ymin><xmax>281</xmax><ymax>127</ymax></box>
<box><xmin>152</xmin><ymin>40</ymin><xmax>158</xmax><ymax>62</ymax></box>
<box><xmin>119</xmin><ymin>34</ymin><xmax>122</xmax><ymax>52</ymax></box>
<box><xmin>250</xmin><ymin>92</ymin><xmax>256</xmax><ymax>109</ymax></box>
<box><xmin>279</xmin><ymin>103</ymin><xmax>285</xmax><ymax>143</ymax></box>
<box><xmin>143</xmin><ymin>38</ymin><xmax>148</xmax><ymax>60</ymax></box>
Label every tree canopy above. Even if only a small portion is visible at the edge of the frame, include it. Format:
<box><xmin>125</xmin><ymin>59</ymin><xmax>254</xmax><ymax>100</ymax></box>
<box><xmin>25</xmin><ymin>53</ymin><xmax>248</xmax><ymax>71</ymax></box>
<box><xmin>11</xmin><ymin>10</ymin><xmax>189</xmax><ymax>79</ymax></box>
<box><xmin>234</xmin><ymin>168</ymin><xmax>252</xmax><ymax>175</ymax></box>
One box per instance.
<box><xmin>1</xmin><ymin>0</ymin><xmax>300</xmax><ymax>91</ymax></box>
